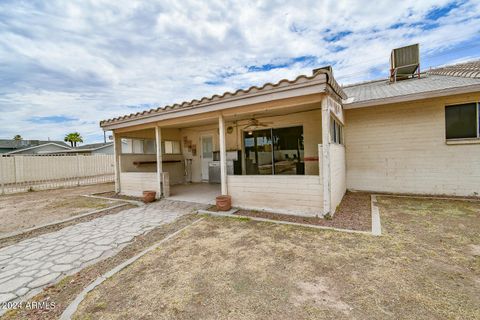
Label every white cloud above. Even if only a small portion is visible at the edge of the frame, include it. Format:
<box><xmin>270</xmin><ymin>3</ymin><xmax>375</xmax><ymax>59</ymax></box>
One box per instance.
<box><xmin>0</xmin><ymin>0</ymin><xmax>479</xmax><ymax>141</ymax></box>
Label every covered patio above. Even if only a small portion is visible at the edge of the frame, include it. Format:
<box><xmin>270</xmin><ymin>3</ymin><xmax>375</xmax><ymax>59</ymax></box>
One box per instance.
<box><xmin>102</xmin><ymin>69</ymin><xmax>347</xmax><ymax>217</ymax></box>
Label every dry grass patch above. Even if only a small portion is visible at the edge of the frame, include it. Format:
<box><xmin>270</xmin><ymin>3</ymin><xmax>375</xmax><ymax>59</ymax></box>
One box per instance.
<box><xmin>71</xmin><ymin>196</ymin><xmax>479</xmax><ymax>320</ymax></box>
<box><xmin>0</xmin><ymin>183</ymin><xmax>118</xmax><ymax>237</ymax></box>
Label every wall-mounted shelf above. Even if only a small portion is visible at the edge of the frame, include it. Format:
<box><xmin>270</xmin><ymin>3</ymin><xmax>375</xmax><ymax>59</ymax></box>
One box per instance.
<box><xmin>133</xmin><ymin>160</ymin><xmax>182</xmax><ymax>167</ymax></box>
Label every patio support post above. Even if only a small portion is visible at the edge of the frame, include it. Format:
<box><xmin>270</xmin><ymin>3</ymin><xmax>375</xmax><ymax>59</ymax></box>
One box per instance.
<box><xmin>112</xmin><ymin>131</ymin><xmax>121</xmax><ymax>193</ymax></box>
<box><xmin>321</xmin><ymin>96</ymin><xmax>331</xmax><ymax>215</ymax></box>
<box><xmin>219</xmin><ymin>114</ymin><xmax>228</xmax><ymax>195</ymax></box>
<box><xmin>155</xmin><ymin>126</ymin><xmax>163</xmax><ymax>199</ymax></box>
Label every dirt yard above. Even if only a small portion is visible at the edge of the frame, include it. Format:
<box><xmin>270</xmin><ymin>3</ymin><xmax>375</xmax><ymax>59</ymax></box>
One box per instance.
<box><xmin>0</xmin><ymin>183</ymin><xmax>119</xmax><ymax>236</ymax></box>
<box><xmin>65</xmin><ymin>196</ymin><xmax>479</xmax><ymax>320</ymax></box>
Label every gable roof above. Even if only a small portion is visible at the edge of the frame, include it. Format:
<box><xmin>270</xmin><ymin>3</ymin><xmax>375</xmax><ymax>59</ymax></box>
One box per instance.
<box><xmin>343</xmin><ymin>60</ymin><xmax>480</xmax><ymax>108</ymax></box>
<box><xmin>100</xmin><ymin>68</ymin><xmax>346</xmax><ymax>129</ymax></box>
<box><xmin>75</xmin><ymin>142</ymin><xmax>113</xmax><ymax>151</ymax></box>
<box><xmin>0</xmin><ymin>139</ymin><xmax>70</xmax><ymax>149</ymax></box>
<box><xmin>37</xmin><ymin>142</ymin><xmax>114</xmax><ymax>154</ymax></box>
<box><xmin>0</xmin><ymin>139</ymin><xmax>71</xmax><ymax>153</ymax></box>
<box><xmin>4</xmin><ymin>142</ymin><xmax>72</xmax><ymax>155</ymax></box>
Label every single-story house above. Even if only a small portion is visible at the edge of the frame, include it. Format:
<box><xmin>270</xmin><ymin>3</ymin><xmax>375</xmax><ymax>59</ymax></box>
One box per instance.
<box><xmin>100</xmin><ymin>57</ymin><xmax>480</xmax><ymax>217</ymax></box>
<box><xmin>0</xmin><ymin>140</ymin><xmax>114</xmax><ymax>156</ymax></box>
<box><xmin>0</xmin><ymin>140</ymin><xmax>71</xmax><ymax>155</ymax></box>
<box><xmin>42</xmin><ymin>142</ymin><xmax>114</xmax><ymax>155</ymax></box>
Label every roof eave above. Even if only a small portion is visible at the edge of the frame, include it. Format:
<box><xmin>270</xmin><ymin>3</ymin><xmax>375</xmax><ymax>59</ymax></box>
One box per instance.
<box><xmin>343</xmin><ymin>84</ymin><xmax>480</xmax><ymax>109</ymax></box>
<box><xmin>4</xmin><ymin>142</ymin><xmax>72</xmax><ymax>155</ymax></box>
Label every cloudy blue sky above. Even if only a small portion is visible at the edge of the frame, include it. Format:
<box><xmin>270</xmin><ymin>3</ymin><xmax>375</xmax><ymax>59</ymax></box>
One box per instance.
<box><xmin>1</xmin><ymin>0</ymin><xmax>479</xmax><ymax>143</ymax></box>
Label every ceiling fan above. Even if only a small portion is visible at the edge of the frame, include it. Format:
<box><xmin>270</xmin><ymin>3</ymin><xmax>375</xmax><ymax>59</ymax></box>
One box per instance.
<box><xmin>243</xmin><ymin>118</ymin><xmax>273</xmax><ymax>135</ymax></box>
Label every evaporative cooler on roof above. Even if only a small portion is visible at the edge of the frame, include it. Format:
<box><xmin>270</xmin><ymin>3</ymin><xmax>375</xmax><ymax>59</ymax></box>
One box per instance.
<box><xmin>389</xmin><ymin>43</ymin><xmax>420</xmax><ymax>83</ymax></box>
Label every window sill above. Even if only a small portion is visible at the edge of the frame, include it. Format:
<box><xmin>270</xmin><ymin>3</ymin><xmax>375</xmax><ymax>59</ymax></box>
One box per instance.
<box><xmin>446</xmin><ymin>138</ymin><xmax>480</xmax><ymax>145</ymax></box>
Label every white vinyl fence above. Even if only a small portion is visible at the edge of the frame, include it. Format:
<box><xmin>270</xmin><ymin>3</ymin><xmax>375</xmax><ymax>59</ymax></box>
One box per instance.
<box><xmin>0</xmin><ymin>154</ymin><xmax>115</xmax><ymax>194</ymax></box>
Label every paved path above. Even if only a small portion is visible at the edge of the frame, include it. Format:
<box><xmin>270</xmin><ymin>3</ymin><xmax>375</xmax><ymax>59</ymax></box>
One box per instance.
<box><xmin>0</xmin><ymin>200</ymin><xmax>204</xmax><ymax>306</ymax></box>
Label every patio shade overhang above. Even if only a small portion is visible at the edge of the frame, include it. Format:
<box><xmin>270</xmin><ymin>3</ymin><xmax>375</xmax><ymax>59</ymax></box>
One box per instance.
<box><xmin>100</xmin><ymin>68</ymin><xmax>346</xmax><ymax>131</ymax></box>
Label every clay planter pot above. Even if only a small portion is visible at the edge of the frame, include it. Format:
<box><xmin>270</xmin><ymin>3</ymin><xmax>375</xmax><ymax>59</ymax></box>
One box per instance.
<box><xmin>216</xmin><ymin>195</ymin><xmax>232</xmax><ymax>211</ymax></box>
<box><xmin>143</xmin><ymin>190</ymin><xmax>156</xmax><ymax>203</ymax></box>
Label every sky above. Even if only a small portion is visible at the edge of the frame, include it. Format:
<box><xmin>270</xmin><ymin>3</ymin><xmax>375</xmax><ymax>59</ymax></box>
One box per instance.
<box><xmin>1</xmin><ymin>0</ymin><xmax>480</xmax><ymax>143</ymax></box>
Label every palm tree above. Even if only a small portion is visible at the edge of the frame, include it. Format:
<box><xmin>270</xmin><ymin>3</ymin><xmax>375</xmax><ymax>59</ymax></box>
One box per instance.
<box><xmin>13</xmin><ymin>135</ymin><xmax>22</xmax><ymax>140</ymax></box>
<box><xmin>64</xmin><ymin>132</ymin><xmax>83</xmax><ymax>147</ymax></box>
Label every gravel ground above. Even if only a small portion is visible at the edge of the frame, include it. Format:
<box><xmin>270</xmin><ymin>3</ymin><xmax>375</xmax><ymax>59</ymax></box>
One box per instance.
<box><xmin>235</xmin><ymin>191</ymin><xmax>372</xmax><ymax>231</ymax></box>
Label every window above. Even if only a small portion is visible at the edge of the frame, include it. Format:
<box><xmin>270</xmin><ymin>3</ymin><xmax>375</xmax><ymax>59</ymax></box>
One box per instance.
<box><xmin>330</xmin><ymin>117</ymin><xmax>343</xmax><ymax>144</ymax></box>
<box><xmin>164</xmin><ymin>140</ymin><xmax>181</xmax><ymax>154</ymax></box>
<box><xmin>121</xmin><ymin>138</ymin><xmax>156</xmax><ymax>154</ymax></box>
<box><xmin>445</xmin><ymin>103</ymin><xmax>479</xmax><ymax>139</ymax></box>
<box><xmin>244</xmin><ymin>126</ymin><xmax>304</xmax><ymax>175</ymax></box>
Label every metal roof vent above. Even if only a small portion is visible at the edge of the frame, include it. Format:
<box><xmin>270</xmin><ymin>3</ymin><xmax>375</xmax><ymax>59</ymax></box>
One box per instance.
<box><xmin>389</xmin><ymin>44</ymin><xmax>420</xmax><ymax>83</ymax></box>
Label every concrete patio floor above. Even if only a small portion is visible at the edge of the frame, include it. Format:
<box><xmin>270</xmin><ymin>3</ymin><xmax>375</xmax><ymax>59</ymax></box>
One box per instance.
<box><xmin>167</xmin><ymin>183</ymin><xmax>220</xmax><ymax>205</ymax></box>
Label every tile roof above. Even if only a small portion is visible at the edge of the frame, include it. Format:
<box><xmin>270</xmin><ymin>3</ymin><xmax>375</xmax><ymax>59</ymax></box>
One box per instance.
<box><xmin>427</xmin><ymin>60</ymin><xmax>480</xmax><ymax>78</ymax></box>
<box><xmin>343</xmin><ymin>60</ymin><xmax>480</xmax><ymax>106</ymax></box>
<box><xmin>100</xmin><ymin>68</ymin><xmax>346</xmax><ymax>127</ymax></box>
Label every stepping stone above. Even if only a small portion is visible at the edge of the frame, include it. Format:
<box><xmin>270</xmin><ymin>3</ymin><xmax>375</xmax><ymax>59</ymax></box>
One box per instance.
<box><xmin>94</xmin><ymin>238</ymin><xmax>116</xmax><ymax>246</ymax></box>
<box><xmin>15</xmin><ymin>287</ymin><xmax>29</xmax><ymax>296</ymax></box>
<box><xmin>24</xmin><ymin>250</ymin><xmax>50</xmax><ymax>260</ymax></box>
<box><xmin>79</xmin><ymin>251</ymin><xmax>102</xmax><ymax>262</ymax></box>
<box><xmin>0</xmin><ymin>266</ymin><xmax>24</xmax><ymax>279</ymax></box>
<box><xmin>0</xmin><ymin>246</ymin><xmax>25</xmax><ymax>256</ymax></box>
<box><xmin>55</xmin><ymin>254</ymin><xmax>81</xmax><ymax>265</ymax></box>
<box><xmin>0</xmin><ymin>277</ymin><xmax>33</xmax><ymax>293</ymax></box>
<box><xmin>51</xmin><ymin>264</ymin><xmax>74</xmax><ymax>272</ymax></box>
<box><xmin>27</xmin><ymin>272</ymin><xmax>60</xmax><ymax>288</ymax></box>
<box><xmin>0</xmin><ymin>293</ymin><xmax>16</xmax><ymax>304</ymax></box>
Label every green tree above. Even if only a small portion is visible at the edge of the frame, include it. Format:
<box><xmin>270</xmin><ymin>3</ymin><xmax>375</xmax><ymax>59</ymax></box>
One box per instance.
<box><xmin>64</xmin><ymin>132</ymin><xmax>83</xmax><ymax>147</ymax></box>
<box><xmin>13</xmin><ymin>135</ymin><xmax>22</xmax><ymax>140</ymax></box>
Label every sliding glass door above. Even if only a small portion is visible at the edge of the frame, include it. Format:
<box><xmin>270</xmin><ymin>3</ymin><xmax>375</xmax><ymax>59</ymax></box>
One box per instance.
<box><xmin>244</xmin><ymin>126</ymin><xmax>304</xmax><ymax>175</ymax></box>
<box><xmin>244</xmin><ymin>129</ymin><xmax>273</xmax><ymax>175</ymax></box>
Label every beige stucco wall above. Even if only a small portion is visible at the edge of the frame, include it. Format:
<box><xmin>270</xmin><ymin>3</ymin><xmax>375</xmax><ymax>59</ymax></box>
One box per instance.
<box><xmin>345</xmin><ymin>93</ymin><xmax>480</xmax><ymax>196</ymax></box>
<box><xmin>120</xmin><ymin>172</ymin><xmax>157</xmax><ymax>197</ymax></box>
<box><xmin>227</xmin><ymin>175</ymin><xmax>323</xmax><ymax>216</ymax></box>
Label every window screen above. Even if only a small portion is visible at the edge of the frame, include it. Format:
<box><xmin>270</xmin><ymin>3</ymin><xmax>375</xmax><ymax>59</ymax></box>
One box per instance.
<box><xmin>330</xmin><ymin>117</ymin><xmax>343</xmax><ymax>144</ymax></box>
<box><xmin>121</xmin><ymin>138</ymin><xmax>156</xmax><ymax>154</ymax></box>
<box><xmin>445</xmin><ymin>103</ymin><xmax>477</xmax><ymax>139</ymax></box>
<box><xmin>164</xmin><ymin>140</ymin><xmax>181</xmax><ymax>154</ymax></box>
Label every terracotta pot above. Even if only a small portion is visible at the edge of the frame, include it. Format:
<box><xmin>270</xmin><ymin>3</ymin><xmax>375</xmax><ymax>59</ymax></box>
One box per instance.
<box><xmin>216</xmin><ymin>195</ymin><xmax>232</xmax><ymax>211</ymax></box>
<box><xmin>143</xmin><ymin>190</ymin><xmax>156</xmax><ymax>203</ymax></box>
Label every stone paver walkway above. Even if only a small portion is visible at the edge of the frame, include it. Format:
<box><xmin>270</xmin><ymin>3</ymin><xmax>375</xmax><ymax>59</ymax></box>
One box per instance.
<box><xmin>0</xmin><ymin>200</ymin><xmax>204</xmax><ymax>306</ymax></box>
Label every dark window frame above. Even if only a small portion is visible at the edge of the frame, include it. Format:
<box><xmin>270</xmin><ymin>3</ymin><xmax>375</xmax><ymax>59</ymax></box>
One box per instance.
<box><xmin>330</xmin><ymin>117</ymin><xmax>344</xmax><ymax>145</ymax></box>
<box><xmin>243</xmin><ymin>125</ymin><xmax>305</xmax><ymax>176</ymax></box>
<box><xmin>445</xmin><ymin>102</ymin><xmax>480</xmax><ymax>140</ymax></box>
